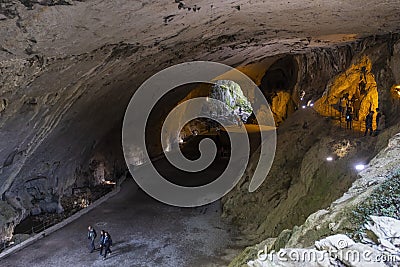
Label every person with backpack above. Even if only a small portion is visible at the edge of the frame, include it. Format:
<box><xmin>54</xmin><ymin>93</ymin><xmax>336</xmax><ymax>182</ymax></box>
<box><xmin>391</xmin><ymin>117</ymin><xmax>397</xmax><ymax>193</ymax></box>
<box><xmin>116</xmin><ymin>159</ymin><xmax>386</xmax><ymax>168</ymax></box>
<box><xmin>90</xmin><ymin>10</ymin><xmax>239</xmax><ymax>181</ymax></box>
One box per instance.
<box><xmin>364</xmin><ymin>110</ymin><xmax>374</xmax><ymax>136</ymax></box>
<box><xmin>87</xmin><ymin>225</ymin><xmax>97</xmax><ymax>253</ymax></box>
<box><xmin>102</xmin><ymin>231</ymin><xmax>113</xmax><ymax>260</ymax></box>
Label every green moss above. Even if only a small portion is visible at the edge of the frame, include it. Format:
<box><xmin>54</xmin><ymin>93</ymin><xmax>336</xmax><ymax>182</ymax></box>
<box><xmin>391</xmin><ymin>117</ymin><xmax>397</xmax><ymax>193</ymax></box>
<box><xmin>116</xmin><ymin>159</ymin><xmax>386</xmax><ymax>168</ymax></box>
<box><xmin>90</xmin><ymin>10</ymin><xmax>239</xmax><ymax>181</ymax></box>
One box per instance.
<box><xmin>273</xmin><ymin>229</ymin><xmax>292</xmax><ymax>251</ymax></box>
<box><xmin>211</xmin><ymin>80</ymin><xmax>253</xmax><ymax>112</ymax></box>
<box><xmin>349</xmin><ymin>174</ymin><xmax>400</xmax><ymax>240</ymax></box>
<box><xmin>228</xmin><ymin>246</ymin><xmax>259</xmax><ymax>267</ymax></box>
<box><xmin>228</xmin><ymin>171</ymin><xmax>400</xmax><ymax>265</ymax></box>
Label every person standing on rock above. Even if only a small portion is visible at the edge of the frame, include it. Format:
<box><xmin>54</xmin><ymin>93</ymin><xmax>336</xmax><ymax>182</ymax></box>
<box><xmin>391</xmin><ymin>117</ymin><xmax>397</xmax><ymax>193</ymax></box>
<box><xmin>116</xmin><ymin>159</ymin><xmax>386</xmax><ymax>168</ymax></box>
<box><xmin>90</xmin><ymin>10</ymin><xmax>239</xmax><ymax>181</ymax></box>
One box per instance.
<box><xmin>102</xmin><ymin>231</ymin><xmax>113</xmax><ymax>260</ymax></box>
<box><xmin>87</xmin><ymin>225</ymin><xmax>97</xmax><ymax>253</ymax></box>
<box><xmin>364</xmin><ymin>110</ymin><xmax>374</xmax><ymax>136</ymax></box>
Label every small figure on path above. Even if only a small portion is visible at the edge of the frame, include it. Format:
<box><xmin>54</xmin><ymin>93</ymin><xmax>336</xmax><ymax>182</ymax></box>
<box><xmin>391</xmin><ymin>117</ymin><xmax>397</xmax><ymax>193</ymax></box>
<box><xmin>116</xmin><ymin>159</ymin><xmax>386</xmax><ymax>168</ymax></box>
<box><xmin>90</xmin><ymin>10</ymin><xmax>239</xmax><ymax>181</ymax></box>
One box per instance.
<box><xmin>102</xmin><ymin>232</ymin><xmax>113</xmax><ymax>260</ymax></box>
<box><xmin>364</xmin><ymin>111</ymin><xmax>374</xmax><ymax>136</ymax></box>
<box><xmin>87</xmin><ymin>226</ymin><xmax>97</xmax><ymax>253</ymax></box>
<box><xmin>99</xmin><ymin>230</ymin><xmax>106</xmax><ymax>256</ymax></box>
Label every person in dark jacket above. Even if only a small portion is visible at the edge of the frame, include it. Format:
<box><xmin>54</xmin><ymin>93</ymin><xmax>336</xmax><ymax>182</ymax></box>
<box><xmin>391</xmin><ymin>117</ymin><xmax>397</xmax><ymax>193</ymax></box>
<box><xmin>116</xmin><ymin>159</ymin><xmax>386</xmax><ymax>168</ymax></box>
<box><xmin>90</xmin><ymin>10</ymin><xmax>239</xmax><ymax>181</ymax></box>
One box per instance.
<box><xmin>87</xmin><ymin>226</ymin><xmax>97</xmax><ymax>253</ymax></box>
<box><xmin>364</xmin><ymin>111</ymin><xmax>374</xmax><ymax>136</ymax></box>
<box><xmin>375</xmin><ymin>112</ymin><xmax>385</xmax><ymax>136</ymax></box>
<box><xmin>345</xmin><ymin>107</ymin><xmax>353</xmax><ymax>130</ymax></box>
<box><xmin>99</xmin><ymin>230</ymin><xmax>106</xmax><ymax>256</ymax></box>
<box><xmin>102</xmin><ymin>232</ymin><xmax>113</xmax><ymax>260</ymax></box>
<box><xmin>375</xmin><ymin>108</ymin><xmax>382</xmax><ymax>127</ymax></box>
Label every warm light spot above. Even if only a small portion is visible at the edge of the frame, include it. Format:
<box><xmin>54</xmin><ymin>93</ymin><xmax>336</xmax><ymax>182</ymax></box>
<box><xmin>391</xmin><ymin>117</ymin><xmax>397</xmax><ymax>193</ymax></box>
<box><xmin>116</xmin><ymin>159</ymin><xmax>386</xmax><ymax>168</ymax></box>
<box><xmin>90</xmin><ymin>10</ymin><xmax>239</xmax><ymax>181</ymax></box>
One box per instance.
<box><xmin>326</xmin><ymin>156</ymin><xmax>333</xmax><ymax>161</ymax></box>
<box><xmin>393</xmin><ymin>85</ymin><xmax>400</xmax><ymax>96</ymax></box>
<box><xmin>332</xmin><ymin>140</ymin><xmax>353</xmax><ymax>158</ymax></box>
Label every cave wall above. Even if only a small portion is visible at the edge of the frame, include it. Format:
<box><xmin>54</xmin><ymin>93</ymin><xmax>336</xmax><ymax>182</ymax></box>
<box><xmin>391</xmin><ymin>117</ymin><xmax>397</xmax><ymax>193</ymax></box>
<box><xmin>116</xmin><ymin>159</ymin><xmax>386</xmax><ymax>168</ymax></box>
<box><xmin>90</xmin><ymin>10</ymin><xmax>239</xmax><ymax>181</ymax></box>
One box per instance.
<box><xmin>0</xmin><ymin>46</ymin><xmax>137</xmax><ymax>240</ymax></box>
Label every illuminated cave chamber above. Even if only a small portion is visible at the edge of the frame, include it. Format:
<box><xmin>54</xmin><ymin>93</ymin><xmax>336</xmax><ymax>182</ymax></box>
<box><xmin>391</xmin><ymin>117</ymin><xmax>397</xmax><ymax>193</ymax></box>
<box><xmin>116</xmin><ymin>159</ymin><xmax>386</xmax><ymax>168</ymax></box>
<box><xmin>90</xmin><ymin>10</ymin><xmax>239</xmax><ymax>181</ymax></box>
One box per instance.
<box><xmin>314</xmin><ymin>56</ymin><xmax>379</xmax><ymax>130</ymax></box>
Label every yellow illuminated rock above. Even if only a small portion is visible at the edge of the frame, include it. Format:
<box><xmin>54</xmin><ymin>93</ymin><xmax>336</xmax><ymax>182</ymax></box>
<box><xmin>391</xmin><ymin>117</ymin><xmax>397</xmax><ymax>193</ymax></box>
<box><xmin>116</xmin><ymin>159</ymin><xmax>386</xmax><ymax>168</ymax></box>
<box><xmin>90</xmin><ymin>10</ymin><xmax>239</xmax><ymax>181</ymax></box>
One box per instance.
<box><xmin>314</xmin><ymin>56</ymin><xmax>379</xmax><ymax>130</ymax></box>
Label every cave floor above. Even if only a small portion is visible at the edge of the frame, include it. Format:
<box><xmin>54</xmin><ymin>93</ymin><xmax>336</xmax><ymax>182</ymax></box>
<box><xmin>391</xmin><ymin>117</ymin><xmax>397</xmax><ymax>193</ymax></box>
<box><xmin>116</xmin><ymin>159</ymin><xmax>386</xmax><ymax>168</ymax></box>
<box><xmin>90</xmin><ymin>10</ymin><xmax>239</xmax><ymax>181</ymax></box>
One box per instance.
<box><xmin>1</xmin><ymin>178</ymin><xmax>240</xmax><ymax>267</ymax></box>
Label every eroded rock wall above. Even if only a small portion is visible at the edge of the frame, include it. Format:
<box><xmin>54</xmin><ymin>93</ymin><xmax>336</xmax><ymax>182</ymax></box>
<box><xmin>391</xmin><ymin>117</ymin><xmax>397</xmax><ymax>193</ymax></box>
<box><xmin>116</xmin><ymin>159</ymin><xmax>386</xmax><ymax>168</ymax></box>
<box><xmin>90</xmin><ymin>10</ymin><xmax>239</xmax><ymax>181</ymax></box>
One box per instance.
<box><xmin>222</xmin><ymin>36</ymin><xmax>400</xmax><ymax>245</ymax></box>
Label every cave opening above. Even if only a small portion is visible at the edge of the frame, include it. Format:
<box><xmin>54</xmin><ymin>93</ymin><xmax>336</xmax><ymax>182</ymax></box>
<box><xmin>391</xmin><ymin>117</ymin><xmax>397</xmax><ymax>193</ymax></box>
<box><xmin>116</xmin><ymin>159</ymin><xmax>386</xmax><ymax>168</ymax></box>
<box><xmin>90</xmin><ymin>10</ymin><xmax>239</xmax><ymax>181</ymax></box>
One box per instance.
<box><xmin>260</xmin><ymin>55</ymin><xmax>298</xmax><ymax>101</ymax></box>
<box><xmin>144</xmin><ymin>80</ymin><xmax>258</xmax><ymax>187</ymax></box>
<box><xmin>259</xmin><ymin>55</ymin><xmax>299</xmax><ymax>124</ymax></box>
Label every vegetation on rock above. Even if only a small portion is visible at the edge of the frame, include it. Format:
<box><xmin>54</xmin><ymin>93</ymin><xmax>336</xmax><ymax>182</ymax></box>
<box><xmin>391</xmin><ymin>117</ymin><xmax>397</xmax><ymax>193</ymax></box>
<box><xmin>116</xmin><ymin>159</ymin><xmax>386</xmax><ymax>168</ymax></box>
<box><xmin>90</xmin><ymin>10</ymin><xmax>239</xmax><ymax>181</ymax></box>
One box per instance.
<box><xmin>350</xmin><ymin>173</ymin><xmax>400</xmax><ymax>240</ymax></box>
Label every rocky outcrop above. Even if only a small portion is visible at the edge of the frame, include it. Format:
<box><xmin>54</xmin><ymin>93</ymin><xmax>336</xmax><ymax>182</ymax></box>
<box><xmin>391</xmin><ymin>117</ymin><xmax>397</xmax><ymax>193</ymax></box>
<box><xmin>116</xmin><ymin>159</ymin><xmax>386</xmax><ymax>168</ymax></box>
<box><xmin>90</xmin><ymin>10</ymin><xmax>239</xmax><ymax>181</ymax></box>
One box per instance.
<box><xmin>229</xmin><ymin>130</ymin><xmax>400</xmax><ymax>266</ymax></box>
<box><xmin>247</xmin><ymin>219</ymin><xmax>400</xmax><ymax>267</ymax></box>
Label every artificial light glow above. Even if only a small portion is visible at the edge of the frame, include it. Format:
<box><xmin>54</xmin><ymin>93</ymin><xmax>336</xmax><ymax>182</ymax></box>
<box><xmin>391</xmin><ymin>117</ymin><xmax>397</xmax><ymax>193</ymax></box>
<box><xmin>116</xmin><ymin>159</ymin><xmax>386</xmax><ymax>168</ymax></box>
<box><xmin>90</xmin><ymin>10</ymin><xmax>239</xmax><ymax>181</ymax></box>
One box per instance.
<box><xmin>179</xmin><ymin>138</ymin><xmax>184</xmax><ymax>144</ymax></box>
<box><xmin>310</xmin><ymin>103</ymin><xmax>314</xmax><ymax>107</ymax></box>
<box><xmin>302</xmin><ymin>105</ymin><xmax>306</xmax><ymax>109</ymax></box>
<box><xmin>326</xmin><ymin>156</ymin><xmax>333</xmax><ymax>161</ymax></box>
<box><xmin>393</xmin><ymin>85</ymin><xmax>400</xmax><ymax>96</ymax></box>
<box><xmin>355</xmin><ymin>164</ymin><xmax>365</xmax><ymax>171</ymax></box>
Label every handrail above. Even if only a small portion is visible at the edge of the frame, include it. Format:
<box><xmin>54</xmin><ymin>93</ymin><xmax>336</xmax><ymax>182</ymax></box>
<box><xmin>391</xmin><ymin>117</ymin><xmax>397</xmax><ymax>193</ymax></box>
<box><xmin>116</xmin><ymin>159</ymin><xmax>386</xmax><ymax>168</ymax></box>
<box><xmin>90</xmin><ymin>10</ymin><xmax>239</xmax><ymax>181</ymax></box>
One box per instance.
<box><xmin>0</xmin><ymin>179</ymin><xmax>122</xmax><ymax>253</ymax></box>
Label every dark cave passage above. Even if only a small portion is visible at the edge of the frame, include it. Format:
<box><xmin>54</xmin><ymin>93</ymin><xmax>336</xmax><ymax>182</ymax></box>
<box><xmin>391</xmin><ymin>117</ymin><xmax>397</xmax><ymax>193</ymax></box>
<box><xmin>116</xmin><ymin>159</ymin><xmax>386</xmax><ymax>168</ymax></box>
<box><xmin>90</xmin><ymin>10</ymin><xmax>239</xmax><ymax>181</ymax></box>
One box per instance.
<box><xmin>259</xmin><ymin>55</ymin><xmax>299</xmax><ymax>102</ymax></box>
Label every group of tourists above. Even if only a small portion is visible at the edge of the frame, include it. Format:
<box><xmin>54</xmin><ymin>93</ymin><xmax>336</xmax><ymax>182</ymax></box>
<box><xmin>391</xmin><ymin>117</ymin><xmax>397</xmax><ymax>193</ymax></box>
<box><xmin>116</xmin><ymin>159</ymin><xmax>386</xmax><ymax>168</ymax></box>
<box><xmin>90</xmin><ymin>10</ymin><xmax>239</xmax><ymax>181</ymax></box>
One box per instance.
<box><xmin>337</xmin><ymin>92</ymin><xmax>385</xmax><ymax>135</ymax></box>
<box><xmin>87</xmin><ymin>225</ymin><xmax>113</xmax><ymax>260</ymax></box>
<box><xmin>338</xmin><ymin>93</ymin><xmax>361</xmax><ymax>129</ymax></box>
